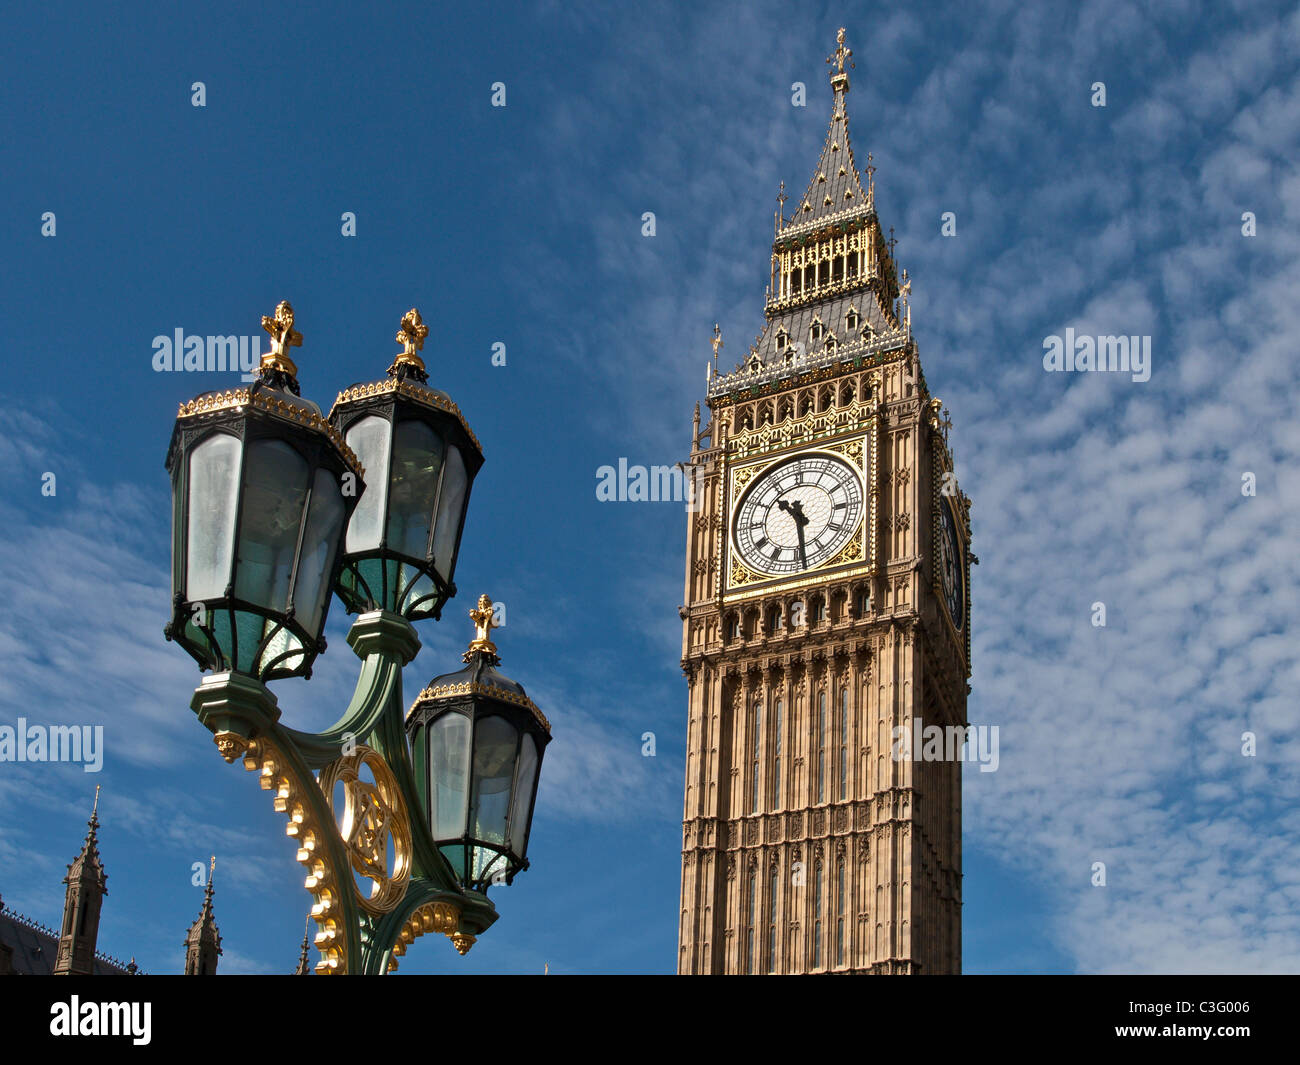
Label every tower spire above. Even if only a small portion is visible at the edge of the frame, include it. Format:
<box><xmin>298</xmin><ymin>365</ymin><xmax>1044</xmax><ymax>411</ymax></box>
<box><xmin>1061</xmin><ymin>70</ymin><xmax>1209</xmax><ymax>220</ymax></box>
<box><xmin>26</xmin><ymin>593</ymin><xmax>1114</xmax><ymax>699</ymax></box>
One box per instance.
<box><xmin>777</xmin><ymin>28</ymin><xmax>870</xmax><ymax>239</ymax></box>
<box><xmin>53</xmin><ymin>788</ymin><xmax>109</xmax><ymax>975</ymax></box>
<box><xmin>295</xmin><ymin>915</ymin><xmax>312</xmax><ymax>975</ymax></box>
<box><xmin>184</xmin><ymin>855</ymin><xmax>222</xmax><ymax>975</ymax></box>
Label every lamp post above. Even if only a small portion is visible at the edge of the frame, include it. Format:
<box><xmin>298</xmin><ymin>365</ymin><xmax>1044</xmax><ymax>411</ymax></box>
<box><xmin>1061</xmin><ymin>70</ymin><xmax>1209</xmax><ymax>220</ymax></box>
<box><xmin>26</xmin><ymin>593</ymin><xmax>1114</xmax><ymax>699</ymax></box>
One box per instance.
<box><xmin>163</xmin><ymin>302</ymin><xmax>546</xmax><ymax>974</ymax></box>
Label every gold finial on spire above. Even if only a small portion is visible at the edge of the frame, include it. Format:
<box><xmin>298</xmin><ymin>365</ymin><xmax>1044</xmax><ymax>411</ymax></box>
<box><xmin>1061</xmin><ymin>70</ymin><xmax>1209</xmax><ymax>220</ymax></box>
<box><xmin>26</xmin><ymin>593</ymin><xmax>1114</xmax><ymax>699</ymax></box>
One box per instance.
<box><xmin>827</xmin><ymin>27</ymin><xmax>854</xmax><ymax>89</ymax></box>
<box><xmin>866</xmin><ymin>152</ymin><xmax>876</xmax><ymax>200</ymax></box>
<box><xmin>467</xmin><ymin>594</ymin><xmax>500</xmax><ymax>657</ymax></box>
<box><xmin>260</xmin><ymin>300</ymin><xmax>303</xmax><ymax>379</ymax></box>
<box><xmin>91</xmin><ymin>784</ymin><xmax>101</xmax><ymax>818</ymax></box>
<box><xmin>395</xmin><ymin>308</ymin><xmax>430</xmax><ymax>364</ymax></box>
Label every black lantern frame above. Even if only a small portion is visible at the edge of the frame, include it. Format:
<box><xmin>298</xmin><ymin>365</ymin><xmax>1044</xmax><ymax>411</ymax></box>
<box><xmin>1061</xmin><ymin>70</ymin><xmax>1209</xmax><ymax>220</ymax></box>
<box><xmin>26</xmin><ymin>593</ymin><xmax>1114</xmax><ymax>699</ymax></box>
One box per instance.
<box><xmin>328</xmin><ymin>374</ymin><xmax>484</xmax><ymax>623</ymax></box>
<box><xmin>164</xmin><ymin>384</ymin><xmax>364</xmax><ymax>682</ymax></box>
<box><xmin>406</xmin><ymin>642</ymin><xmax>550</xmax><ymax>893</ymax></box>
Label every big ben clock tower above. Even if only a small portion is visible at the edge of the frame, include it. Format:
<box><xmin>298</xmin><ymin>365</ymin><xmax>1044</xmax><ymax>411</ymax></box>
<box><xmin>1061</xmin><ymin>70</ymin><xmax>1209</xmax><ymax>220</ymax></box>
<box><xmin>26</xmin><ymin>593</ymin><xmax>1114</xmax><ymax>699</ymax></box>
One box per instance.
<box><xmin>677</xmin><ymin>29</ymin><xmax>972</xmax><ymax>975</ymax></box>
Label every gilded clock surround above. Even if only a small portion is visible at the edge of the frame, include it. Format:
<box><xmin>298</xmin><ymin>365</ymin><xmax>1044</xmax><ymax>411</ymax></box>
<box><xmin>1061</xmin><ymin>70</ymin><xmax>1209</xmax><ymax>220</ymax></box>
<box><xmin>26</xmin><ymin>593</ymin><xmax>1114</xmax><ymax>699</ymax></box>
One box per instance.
<box><xmin>725</xmin><ymin>429</ymin><xmax>877</xmax><ymax>595</ymax></box>
<box><xmin>677</xmin><ymin>29</ymin><xmax>972</xmax><ymax>976</ymax></box>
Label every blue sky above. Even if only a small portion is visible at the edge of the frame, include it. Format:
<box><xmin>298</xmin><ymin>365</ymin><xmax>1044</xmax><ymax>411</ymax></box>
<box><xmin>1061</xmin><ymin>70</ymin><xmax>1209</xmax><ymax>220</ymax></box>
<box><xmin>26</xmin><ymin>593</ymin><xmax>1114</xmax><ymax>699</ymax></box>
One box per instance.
<box><xmin>1</xmin><ymin>0</ymin><xmax>1297</xmax><ymax>974</ymax></box>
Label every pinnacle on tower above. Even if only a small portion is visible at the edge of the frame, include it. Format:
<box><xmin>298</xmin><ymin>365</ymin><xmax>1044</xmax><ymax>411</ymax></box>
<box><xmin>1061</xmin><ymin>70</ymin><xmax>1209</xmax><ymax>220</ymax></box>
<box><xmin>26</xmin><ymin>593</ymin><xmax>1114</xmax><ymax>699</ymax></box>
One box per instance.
<box><xmin>295</xmin><ymin>915</ymin><xmax>312</xmax><ymax>975</ymax></box>
<box><xmin>183</xmin><ymin>856</ymin><xmax>222</xmax><ymax>975</ymax></box>
<box><xmin>53</xmin><ymin>787</ymin><xmax>109</xmax><ymax>975</ymax></box>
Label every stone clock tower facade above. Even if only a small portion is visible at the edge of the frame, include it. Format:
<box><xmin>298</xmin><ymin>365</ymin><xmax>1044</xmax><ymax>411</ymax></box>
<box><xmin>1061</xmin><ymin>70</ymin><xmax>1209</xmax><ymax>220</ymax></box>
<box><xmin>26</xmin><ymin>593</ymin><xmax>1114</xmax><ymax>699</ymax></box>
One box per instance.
<box><xmin>677</xmin><ymin>30</ymin><xmax>972</xmax><ymax>976</ymax></box>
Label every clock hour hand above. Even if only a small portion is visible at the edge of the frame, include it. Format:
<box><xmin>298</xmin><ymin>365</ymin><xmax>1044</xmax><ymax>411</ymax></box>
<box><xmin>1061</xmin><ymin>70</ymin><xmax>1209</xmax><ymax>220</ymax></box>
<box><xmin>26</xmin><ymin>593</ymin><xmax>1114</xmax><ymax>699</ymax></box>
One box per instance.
<box><xmin>776</xmin><ymin>498</ymin><xmax>809</xmax><ymax>526</ymax></box>
<box><xmin>777</xmin><ymin>499</ymin><xmax>810</xmax><ymax>568</ymax></box>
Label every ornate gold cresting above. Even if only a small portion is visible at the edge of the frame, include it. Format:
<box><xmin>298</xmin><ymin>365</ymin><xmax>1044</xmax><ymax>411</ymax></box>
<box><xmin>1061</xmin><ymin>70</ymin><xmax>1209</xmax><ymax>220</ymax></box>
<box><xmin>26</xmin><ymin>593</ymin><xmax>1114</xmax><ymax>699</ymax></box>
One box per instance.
<box><xmin>392</xmin><ymin>308</ymin><xmax>431</xmax><ymax>375</ymax></box>
<box><xmin>260</xmin><ymin>300</ymin><xmax>303</xmax><ymax>378</ymax></box>
<box><xmin>407</xmin><ymin>679</ymin><xmax>550</xmax><ymax>731</ymax></box>
<box><xmin>329</xmin><ymin>379</ymin><xmax>483</xmax><ymax>453</ymax></box>
<box><xmin>319</xmin><ymin>745</ymin><xmax>413</xmax><ymax>916</ymax></box>
<box><xmin>176</xmin><ymin>388</ymin><xmax>365</xmax><ymax>478</ymax></box>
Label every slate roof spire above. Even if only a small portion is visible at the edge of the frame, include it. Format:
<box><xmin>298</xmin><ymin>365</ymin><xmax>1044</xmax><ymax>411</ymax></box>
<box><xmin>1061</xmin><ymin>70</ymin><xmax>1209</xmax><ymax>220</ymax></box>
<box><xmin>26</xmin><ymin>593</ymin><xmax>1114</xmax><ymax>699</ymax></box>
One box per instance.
<box><xmin>782</xmin><ymin>27</ymin><xmax>871</xmax><ymax>235</ymax></box>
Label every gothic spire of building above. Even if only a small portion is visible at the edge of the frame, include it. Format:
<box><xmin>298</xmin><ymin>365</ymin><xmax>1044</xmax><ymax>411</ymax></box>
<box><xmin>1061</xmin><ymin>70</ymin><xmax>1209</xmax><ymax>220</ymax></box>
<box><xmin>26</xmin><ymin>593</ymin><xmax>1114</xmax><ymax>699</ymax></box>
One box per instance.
<box><xmin>183</xmin><ymin>855</ymin><xmax>222</xmax><ymax>975</ymax></box>
<box><xmin>783</xmin><ymin>27</ymin><xmax>870</xmax><ymax>234</ymax></box>
<box><xmin>714</xmin><ymin>28</ymin><xmax>904</xmax><ymax>390</ymax></box>
<box><xmin>53</xmin><ymin>786</ymin><xmax>108</xmax><ymax>975</ymax></box>
<box><xmin>294</xmin><ymin>915</ymin><xmax>312</xmax><ymax>975</ymax></box>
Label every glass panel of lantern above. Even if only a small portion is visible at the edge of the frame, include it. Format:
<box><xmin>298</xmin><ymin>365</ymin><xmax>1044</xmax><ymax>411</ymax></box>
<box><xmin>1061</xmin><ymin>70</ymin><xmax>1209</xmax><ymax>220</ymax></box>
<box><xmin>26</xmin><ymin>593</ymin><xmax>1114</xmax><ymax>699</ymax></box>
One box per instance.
<box><xmin>329</xmin><ymin>382</ymin><xmax>483</xmax><ymax>622</ymax></box>
<box><xmin>165</xmin><ymin>392</ymin><xmax>360</xmax><ymax>682</ymax></box>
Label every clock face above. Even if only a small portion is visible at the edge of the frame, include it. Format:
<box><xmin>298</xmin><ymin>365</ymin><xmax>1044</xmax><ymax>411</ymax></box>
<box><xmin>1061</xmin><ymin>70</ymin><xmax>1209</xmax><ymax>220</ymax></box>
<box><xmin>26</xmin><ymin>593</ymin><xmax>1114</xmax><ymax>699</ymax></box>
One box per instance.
<box><xmin>937</xmin><ymin>497</ymin><xmax>964</xmax><ymax>629</ymax></box>
<box><xmin>734</xmin><ymin>453</ymin><xmax>863</xmax><ymax>576</ymax></box>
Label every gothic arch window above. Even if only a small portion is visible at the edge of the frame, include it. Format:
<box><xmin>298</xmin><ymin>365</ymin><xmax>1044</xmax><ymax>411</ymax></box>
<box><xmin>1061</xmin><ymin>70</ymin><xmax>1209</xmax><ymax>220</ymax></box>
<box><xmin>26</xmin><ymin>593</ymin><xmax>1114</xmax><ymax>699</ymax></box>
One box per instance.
<box><xmin>799</xmin><ymin>391</ymin><xmax>813</xmax><ymax>417</ymax></box>
<box><xmin>746</xmin><ymin>868</ymin><xmax>757</xmax><ymax>975</ymax></box>
<box><xmin>839</xmin><ymin>688</ymin><xmax>850</xmax><ymax>801</ymax></box>
<box><xmin>817</xmin><ymin>690</ymin><xmax>828</xmax><ymax>803</ymax></box>
<box><xmin>778</xmin><ymin>397</ymin><xmax>793</xmax><ymax>421</ymax></box>
<box><xmin>768</xmin><ymin>603</ymin><xmax>783</xmax><ymax>633</ymax></box>
<box><xmin>846</xmin><ymin>307</ymin><xmax>860</xmax><ymax>332</ymax></box>
<box><xmin>758</xmin><ymin>400</ymin><xmax>774</xmax><ymax>425</ymax></box>
<box><xmin>768</xmin><ymin>865</ymin><xmax>779</xmax><ymax>973</ymax></box>
<box><xmin>840</xmin><ymin>381</ymin><xmax>855</xmax><ymax>406</ymax></box>
<box><xmin>817</xmin><ymin>386</ymin><xmax>833</xmax><ymax>412</ymax></box>
<box><xmin>825</xmin><ymin>332</ymin><xmax>838</xmax><ymax>353</ymax></box>
<box><xmin>775</xmin><ymin>327</ymin><xmax>789</xmax><ymax>352</ymax></box>
<box><xmin>813</xmin><ymin>595</ymin><xmax>828</xmax><ymax>624</ymax></box>
<box><xmin>813</xmin><ymin>860</ymin><xmax>824</xmax><ymax>968</ymax></box>
<box><xmin>772</xmin><ymin>695</ymin><xmax>783</xmax><ymax>810</ymax></box>
<box><xmin>836</xmin><ymin>855</ymin><xmax>846</xmax><ymax>967</ymax></box>
<box><xmin>810</xmin><ymin>319</ymin><xmax>824</xmax><ymax>342</ymax></box>
<box><xmin>750</xmin><ymin>695</ymin><xmax>762</xmax><ymax>815</ymax></box>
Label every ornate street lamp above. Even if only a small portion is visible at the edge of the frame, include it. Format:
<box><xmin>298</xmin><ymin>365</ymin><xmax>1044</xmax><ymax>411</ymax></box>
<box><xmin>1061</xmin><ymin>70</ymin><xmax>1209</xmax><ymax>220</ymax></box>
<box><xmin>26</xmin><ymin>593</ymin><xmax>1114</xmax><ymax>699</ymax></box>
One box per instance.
<box><xmin>328</xmin><ymin>309</ymin><xmax>484</xmax><ymax>622</ymax></box>
<box><xmin>164</xmin><ymin>301</ymin><xmax>361</xmax><ymax>680</ymax></box>
<box><xmin>407</xmin><ymin>596</ymin><xmax>551</xmax><ymax>892</ymax></box>
<box><xmin>161</xmin><ymin>302</ymin><xmax>547</xmax><ymax>974</ymax></box>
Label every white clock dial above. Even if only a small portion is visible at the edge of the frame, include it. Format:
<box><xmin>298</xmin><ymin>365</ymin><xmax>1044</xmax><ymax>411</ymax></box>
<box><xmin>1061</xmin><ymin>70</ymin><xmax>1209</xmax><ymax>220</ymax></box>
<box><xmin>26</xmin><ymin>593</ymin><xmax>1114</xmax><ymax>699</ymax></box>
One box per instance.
<box><xmin>734</xmin><ymin>453</ymin><xmax>863</xmax><ymax>576</ymax></box>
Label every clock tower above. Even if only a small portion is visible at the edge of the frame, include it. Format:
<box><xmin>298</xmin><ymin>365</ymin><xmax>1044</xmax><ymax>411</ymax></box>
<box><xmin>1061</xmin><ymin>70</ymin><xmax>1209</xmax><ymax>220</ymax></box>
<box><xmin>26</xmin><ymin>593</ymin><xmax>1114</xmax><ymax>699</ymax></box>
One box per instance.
<box><xmin>677</xmin><ymin>29</ymin><xmax>971</xmax><ymax>975</ymax></box>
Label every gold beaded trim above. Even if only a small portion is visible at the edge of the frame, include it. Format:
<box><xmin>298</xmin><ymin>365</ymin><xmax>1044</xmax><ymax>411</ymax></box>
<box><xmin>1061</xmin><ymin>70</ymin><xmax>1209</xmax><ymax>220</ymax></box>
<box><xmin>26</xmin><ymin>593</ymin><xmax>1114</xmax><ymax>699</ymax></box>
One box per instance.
<box><xmin>176</xmin><ymin>388</ymin><xmax>364</xmax><ymax>478</ymax></box>
<box><xmin>330</xmin><ymin>379</ymin><xmax>482</xmax><ymax>455</ymax></box>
